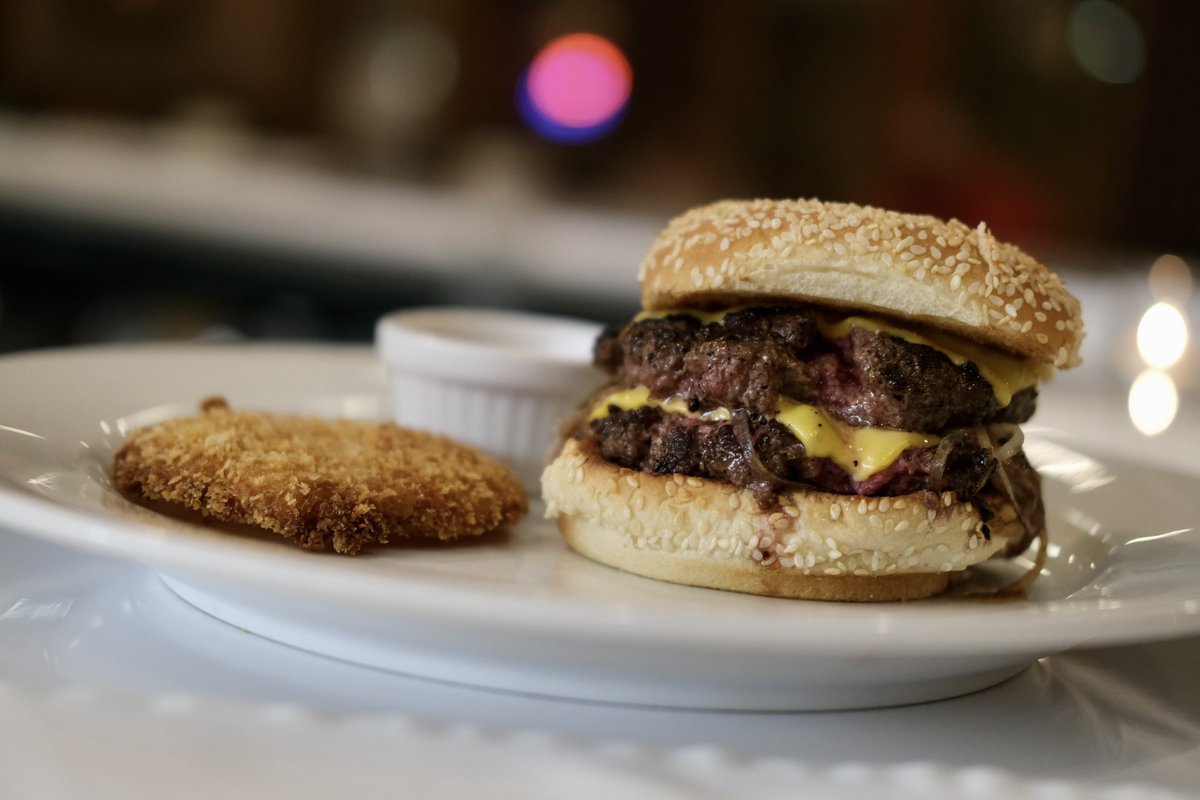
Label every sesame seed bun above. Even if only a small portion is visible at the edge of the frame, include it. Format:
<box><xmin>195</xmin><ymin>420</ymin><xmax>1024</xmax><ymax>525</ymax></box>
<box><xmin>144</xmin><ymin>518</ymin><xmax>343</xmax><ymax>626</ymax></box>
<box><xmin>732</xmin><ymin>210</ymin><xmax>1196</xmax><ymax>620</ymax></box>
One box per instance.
<box><xmin>542</xmin><ymin>439</ymin><xmax>1018</xmax><ymax>602</ymax></box>
<box><xmin>638</xmin><ymin>198</ymin><xmax>1083</xmax><ymax>368</ymax></box>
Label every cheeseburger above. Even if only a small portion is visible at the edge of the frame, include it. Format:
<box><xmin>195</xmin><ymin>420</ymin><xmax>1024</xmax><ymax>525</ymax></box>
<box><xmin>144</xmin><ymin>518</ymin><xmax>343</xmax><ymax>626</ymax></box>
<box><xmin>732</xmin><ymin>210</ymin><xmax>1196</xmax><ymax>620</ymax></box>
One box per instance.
<box><xmin>541</xmin><ymin>198</ymin><xmax>1083</xmax><ymax>601</ymax></box>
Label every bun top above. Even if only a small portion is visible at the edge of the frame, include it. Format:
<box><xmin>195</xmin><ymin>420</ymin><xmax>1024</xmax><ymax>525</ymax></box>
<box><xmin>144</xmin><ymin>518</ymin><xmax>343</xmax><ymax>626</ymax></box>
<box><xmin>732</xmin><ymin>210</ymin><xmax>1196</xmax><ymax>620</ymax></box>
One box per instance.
<box><xmin>638</xmin><ymin>198</ymin><xmax>1083</xmax><ymax>368</ymax></box>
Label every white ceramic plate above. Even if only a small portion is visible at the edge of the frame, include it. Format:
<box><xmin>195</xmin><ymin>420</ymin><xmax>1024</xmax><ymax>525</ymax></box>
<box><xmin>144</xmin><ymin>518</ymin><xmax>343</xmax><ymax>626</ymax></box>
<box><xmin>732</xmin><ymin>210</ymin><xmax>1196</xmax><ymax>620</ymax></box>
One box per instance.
<box><xmin>0</xmin><ymin>344</ymin><xmax>1198</xmax><ymax>710</ymax></box>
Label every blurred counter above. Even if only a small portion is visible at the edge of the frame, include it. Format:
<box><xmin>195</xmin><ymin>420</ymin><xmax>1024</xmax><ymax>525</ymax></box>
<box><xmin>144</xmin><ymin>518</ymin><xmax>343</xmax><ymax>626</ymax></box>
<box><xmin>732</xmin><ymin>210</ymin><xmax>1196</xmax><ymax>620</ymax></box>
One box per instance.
<box><xmin>0</xmin><ymin>113</ymin><xmax>1195</xmax><ymax>406</ymax></box>
<box><xmin>0</xmin><ymin>113</ymin><xmax>658</xmax><ymax>305</ymax></box>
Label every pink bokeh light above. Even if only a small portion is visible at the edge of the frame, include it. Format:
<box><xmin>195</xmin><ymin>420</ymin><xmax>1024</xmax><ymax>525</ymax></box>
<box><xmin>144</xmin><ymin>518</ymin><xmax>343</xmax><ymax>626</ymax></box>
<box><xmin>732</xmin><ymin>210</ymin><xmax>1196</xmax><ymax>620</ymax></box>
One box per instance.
<box><xmin>525</xmin><ymin>34</ymin><xmax>632</xmax><ymax>130</ymax></box>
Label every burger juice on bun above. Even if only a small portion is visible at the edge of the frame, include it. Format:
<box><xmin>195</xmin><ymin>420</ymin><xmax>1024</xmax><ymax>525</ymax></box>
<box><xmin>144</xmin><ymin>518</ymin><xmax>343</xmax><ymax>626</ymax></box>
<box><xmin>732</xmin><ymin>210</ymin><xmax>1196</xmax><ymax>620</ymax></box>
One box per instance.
<box><xmin>541</xmin><ymin>199</ymin><xmax>1083</xmax><ymax>601</ymax></box>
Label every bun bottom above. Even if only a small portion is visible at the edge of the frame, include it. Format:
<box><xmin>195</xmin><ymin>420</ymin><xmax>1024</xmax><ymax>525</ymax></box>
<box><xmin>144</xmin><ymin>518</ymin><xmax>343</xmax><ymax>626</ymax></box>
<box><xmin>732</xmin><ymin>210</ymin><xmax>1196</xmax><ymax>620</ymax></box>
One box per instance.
<box><xmin>559</xmin><ymin>516</ymin><xmax>951</xmax><ymax>601</ymax></box>
<box><xmin>542</xmin><ymin>439</ymin><xmax>1017</xmax><ymax>602</ymax></box>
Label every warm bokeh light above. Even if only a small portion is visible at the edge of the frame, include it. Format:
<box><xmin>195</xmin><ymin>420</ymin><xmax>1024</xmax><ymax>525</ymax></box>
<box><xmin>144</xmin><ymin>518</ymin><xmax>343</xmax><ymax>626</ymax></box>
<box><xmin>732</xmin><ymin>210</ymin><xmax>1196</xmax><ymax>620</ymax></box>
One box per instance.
<box><xmin>1149</xmin><ymin>254</ymin><xmax>1194</xmax><ymax>303</ymax></box>
<box><xmin>518</xmin><ymin>33</ymin><xmax>632</xmax><ymax>144</ymax></box>
<box><xmin>1068</xmin><ymin>0</ymin><xmax>1145</xmax><ymax>84</ymax></box>
<box><xmin>1136</xmin><ymin>301</ymin><xmax>1189</xmax><ymax>369</ymax></box>
<box><xmin>1128</xmin><ymin>369</ymin><xmax>1178</xmax><ymax>436</ymax></box>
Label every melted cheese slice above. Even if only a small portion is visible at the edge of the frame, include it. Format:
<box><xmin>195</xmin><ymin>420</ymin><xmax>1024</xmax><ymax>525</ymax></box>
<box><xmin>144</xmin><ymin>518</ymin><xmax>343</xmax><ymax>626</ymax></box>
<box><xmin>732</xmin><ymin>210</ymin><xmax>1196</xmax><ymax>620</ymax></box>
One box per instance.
<box><xmin>632</xmin><ymin>308</ymin><xmax>1039</xmax><ymax>407</ymax></box>
<box><xmin>773</xmin><ymin>400</ymin><xmax>937</xmax><ymax>481</ymax></box>
<box><xmin>589</xmin><ymin>386</ymin><xmax>731</xmax><ymax>422</ymax></box>
<box><xmin>590</xmin><ymin>387</ymin><xmax>937</xmax><ymax>482</ymax></box>
<box><xmin>634</xmin><ymin>308</ymin><xmax>742</xmax><ymax>325</ymax></box>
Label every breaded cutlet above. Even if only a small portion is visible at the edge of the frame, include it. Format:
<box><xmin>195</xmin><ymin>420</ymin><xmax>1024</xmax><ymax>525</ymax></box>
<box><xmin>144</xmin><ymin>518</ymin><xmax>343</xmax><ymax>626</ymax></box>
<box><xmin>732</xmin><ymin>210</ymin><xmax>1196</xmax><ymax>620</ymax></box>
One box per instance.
<box><xmin>111</xmin><ymin>398</ymin><xmax>528</xmax><ymax>554</ymax></box>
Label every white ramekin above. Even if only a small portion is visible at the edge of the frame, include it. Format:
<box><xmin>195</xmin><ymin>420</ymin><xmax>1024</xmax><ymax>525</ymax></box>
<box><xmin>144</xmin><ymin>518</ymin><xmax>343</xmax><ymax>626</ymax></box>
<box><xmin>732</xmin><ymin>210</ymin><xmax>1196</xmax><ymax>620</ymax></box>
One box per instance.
<box><xmin>375</xmin><ymin>307</ymin><xmax>606</xmax><ymax>489</ymax></box>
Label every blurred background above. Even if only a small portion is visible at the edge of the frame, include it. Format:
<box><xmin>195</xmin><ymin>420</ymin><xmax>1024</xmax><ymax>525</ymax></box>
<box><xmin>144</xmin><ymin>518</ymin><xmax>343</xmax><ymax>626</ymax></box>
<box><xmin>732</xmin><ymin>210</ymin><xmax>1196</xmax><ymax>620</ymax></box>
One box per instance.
<box><xmin>0</xmin><ymin>0</ymin><xmax>1195</xmax><ymax>432</ymax></box>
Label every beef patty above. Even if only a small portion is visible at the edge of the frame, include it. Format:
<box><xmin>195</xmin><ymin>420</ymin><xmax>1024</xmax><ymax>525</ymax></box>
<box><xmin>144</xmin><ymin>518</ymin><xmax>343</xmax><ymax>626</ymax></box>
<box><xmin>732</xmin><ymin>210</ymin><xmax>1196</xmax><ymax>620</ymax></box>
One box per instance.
<box><xmin>591</xmin><ymin>406</ymin><xmax>996</xmax><ymax>499</ymax></box>
<box><xmin>595</xmin><ymin>308</ymin><xmax>1036</xmax><ymax>432</ymax></box>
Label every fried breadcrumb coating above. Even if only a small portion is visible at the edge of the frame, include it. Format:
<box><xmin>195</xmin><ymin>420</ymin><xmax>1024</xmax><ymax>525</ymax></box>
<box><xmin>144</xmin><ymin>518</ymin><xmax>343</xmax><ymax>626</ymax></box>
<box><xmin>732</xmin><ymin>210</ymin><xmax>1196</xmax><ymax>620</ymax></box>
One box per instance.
<box><xmin>111</xmin><ymin>398</ymin><xmax>528</xmax><ymax>554</ymax></box>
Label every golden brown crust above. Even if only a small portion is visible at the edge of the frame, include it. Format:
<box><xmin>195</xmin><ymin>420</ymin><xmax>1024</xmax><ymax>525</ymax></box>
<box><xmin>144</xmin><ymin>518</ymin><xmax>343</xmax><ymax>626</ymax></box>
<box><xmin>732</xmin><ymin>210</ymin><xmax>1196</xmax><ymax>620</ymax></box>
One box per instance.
<box><xmin>638</xmin><ymin>198</ymin><xmax>1083</xmax><ymax>368</ymax></box>
<box><xmin>112</xmin><ymin>399</ymin><xmax>528</xmax><ymax>555</ymax></box>
<box><xmin>542</xmin><ymin>439</ymin><xmax>1019</xmax><ymax>602</ymax></box>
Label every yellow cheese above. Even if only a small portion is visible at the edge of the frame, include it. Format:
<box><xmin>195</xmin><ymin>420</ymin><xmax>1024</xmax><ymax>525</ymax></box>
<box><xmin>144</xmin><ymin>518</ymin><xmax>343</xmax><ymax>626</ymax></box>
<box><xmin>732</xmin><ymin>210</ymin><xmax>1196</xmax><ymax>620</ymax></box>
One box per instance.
<box><xmin>589</xmin><ymin>386</ymin><xmax>731</xmax><ymax>422</ymax></box>
<box><xmin>634</xmin><ymin>308</ymin><xmax>743</xmax><ymax>325</ymax></box>
<box><xmin>589</xmin><ymin>387</ymin><xmax>936</xmax><ymax>482</ymax></box>
<box><xmin>773</xmin><ymin>399</ymin><xmax>937</xmax><ymax>482</ymax></box>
